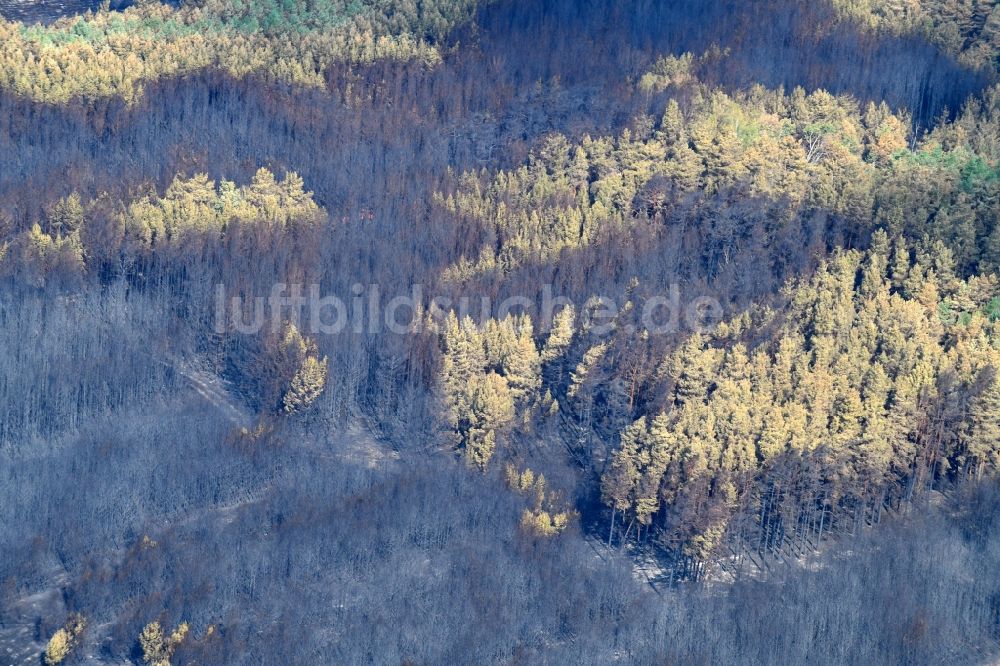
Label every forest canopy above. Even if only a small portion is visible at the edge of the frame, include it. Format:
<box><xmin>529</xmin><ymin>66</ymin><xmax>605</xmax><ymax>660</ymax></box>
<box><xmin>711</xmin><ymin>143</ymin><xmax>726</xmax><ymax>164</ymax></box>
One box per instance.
<box><xmin>3</xmin><ymin>0</ymin><xmax>1000</xmax><ymax>663</ymax></box>
<box><xmin>439</xmin><ymin>73</ymin><xmax>1000</xmax><ymax>286</ymax></box>
<box><xmin>0</xmin><ymin>0</ymin><xmax>486</xmax><ymax>102</ymax></box>
<box><xmin>602</xmin><ymin>236</ymin><xmax>1000</xmax><ymax>560</ymax></box>
<box><xmin>2</xmin><ymin>0</ymin><xmax>998</xmax><ymax>105</ymax></box>
<box><xmin>833</xmin><ymin>0</ymin><xmax>1000</xmax><ymax>71</ymax></box>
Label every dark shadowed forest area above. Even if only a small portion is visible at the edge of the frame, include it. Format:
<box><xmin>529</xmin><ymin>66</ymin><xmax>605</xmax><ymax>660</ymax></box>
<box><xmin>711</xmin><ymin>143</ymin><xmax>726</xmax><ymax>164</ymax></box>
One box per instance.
<box><xmin>1</xmin><ymin>0</ymin><xmax>1000</xmax><ymax>664</ymax></box>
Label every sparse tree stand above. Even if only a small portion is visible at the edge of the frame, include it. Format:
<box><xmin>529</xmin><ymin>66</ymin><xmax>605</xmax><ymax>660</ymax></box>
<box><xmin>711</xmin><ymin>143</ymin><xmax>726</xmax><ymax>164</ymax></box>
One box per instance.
<box><xmin>507</xmin><ymin>465</ymin><xmax>575</xmax><ymax>536</ymax></box>
<box><xmin>139</xmin><ymin>621</ymin><xmax>189</xmax><ymax>666</ymax></box>
<box><xmin>283</xmin><ymin>354</ymin><xmax>330</xmax><ymax>414</ymax></box>
<box><xmin>44</xmin><ymin>615</ymin><xmax>86</xmax><ymax>665</ymax></box>
<box><xmin>255</xmin><ymin>322</ymin><xmax>329</xmax><ymax>415</ymax></box>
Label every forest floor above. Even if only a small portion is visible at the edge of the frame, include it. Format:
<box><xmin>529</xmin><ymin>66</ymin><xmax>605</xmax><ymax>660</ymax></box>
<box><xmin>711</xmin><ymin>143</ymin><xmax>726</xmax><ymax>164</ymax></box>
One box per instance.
<box><xmin>0</xmin><ymin>572</ymin><xmax>67</xmax><ymax>666</ymax></box>
<box><xmin>173</xmin><ymin>358</ymin><xmax>251</xmax><ymax>430</ymax></box>
<box><xmin>0</xmin><ymin>356</ymin><xmax>397</xmax><ymax>664</ymax></box>
<box><xmin>0</xmin><ymin>621</ymin><xmax>45</xmax><ymax>666</ymax></box>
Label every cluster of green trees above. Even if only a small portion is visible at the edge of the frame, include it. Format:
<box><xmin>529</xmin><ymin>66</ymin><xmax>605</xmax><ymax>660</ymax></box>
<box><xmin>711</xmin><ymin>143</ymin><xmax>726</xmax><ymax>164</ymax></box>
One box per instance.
<box><xmin>256</xmin><ymin>322</ymin><xmax>329</xmax><ymax>415</ymax></box>
<box><xmin>138</xmin><ymin>620</ymin><xmax>189</xmax><ymax>666</ymax></box>
<box><xmin>505</xmin><ymin>465</ymin><xmax>575</xmax><ymax>536</ymax></box>
<box><xmin>118</xmin><ymin>168</ymin><xmax>321</xmax><ymax>250</ymax></box>
<box><xmin>0</xmin><ymin>168</ymin><xmax>322</xmax><ymax>286</ymax></box>
<box><xmin>833</xmin><ymin>0</ymin><xmax>1000</xmax><ymax>71</ymax></box>
<box><xmin>602</xmin><ymin>232</ymin><xmax>1000</xmax><ymax>562</ymax></box>
<box><xmin>437</xmin><ymin>74</ymin><xmax>1000</xmax><ymax>284</ymax></box>
<box><xmin>426</xmin><ymin>74</ymin><xmax>1000</xmax><ymax>568</ymax></box>
<box><xmin>0</xmin><ymin>0</ymin><xmax>487</xmax><ymax>103</ymax></box>
<box><xmin>43</xmin><ymin>614</ymin><xmax>85</xmax><ymax>665</ymax></box>
<box><xmin>438</xmin><ymin>311</ymin><xmax>544</xmax><ymax>468</ymax></box>
<box><xmin>437</xmin><ymin>221</ymin><xmax>1000</xmax><ymax>567</ymax></box>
